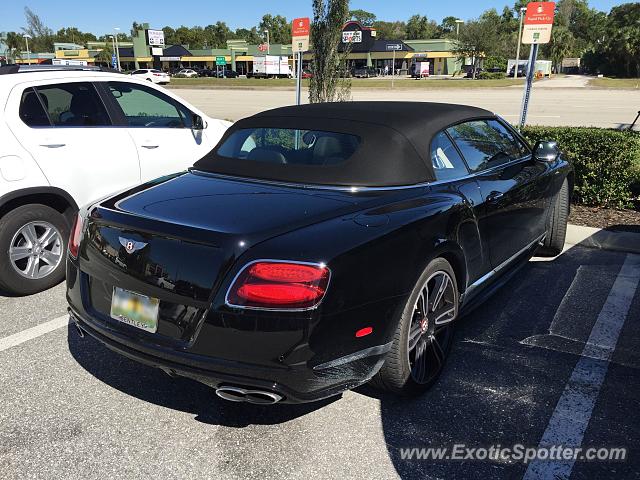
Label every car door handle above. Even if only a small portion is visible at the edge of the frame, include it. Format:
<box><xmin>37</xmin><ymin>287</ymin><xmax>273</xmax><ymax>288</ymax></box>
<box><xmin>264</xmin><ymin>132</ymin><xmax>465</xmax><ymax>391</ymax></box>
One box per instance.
<box><xmin>141</xmin><ymin>145</ymin><xmax>159</xmax><ymax>149</ymax></box>
<box><xmin>40</xmin><ymin>143</ymin><xmax>66</xmax><ymax>148</ymax></box>
<box><xmin>486</xmin><ymin>191</ymin><xmax>504</xmax><ymax>202</ymax></box>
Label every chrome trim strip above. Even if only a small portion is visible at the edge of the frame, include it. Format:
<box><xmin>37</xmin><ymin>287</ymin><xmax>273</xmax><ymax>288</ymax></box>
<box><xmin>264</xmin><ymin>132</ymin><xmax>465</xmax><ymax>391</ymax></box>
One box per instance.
<box><xmin>463</xmin><ymin>232</ymin><xmax>546</xmax><ymax>297</ymax></box>
<box><xmin>224</xmin><ymin>259</ymin><xmax>332</xmax><ymax>312</ymax></box>
<box><xmin>190</xmin><ymin>153</ymin><xmax>533</xmax><ymax>193</ymax></box>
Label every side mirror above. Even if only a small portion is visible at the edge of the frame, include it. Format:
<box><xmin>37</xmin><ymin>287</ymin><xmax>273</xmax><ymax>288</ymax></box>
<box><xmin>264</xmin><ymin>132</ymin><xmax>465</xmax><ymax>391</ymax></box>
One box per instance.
<box><xmin>191</xmin><ymin>113</ymin><xmax>206</xmax><ymax>130</ymax></box>
<box><xmin>533</xmin><ymin>140</ymin><xmax>560</xmax><ymax>162</ymax></box>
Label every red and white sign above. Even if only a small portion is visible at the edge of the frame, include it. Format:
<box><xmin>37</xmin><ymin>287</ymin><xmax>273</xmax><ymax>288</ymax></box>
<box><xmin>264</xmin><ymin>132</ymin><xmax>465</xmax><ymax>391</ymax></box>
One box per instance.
<box><xmin>292</xmin><ymin>17</ymin><xmax>310</xmax><ymax>52</ymax></box>
<box><xmin>522</xmin><ymin>2</ymin><xmax>555</xmax><ymax>44</ymax></box>
<box><xmin>292</xmin><ymin>17</ymin><xmax>310</xmax><ymax>37</ymax></box>
<box><xmin>258</xmin><ymin>43</ymin><xmax>268</xmax><ymax>52</ymax></box>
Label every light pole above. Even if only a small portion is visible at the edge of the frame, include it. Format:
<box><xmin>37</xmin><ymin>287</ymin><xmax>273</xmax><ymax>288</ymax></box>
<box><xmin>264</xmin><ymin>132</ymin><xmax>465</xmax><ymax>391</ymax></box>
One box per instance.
<box><xmin>113</xmin><ymin>27</ymin><xmax>121</xmax><ymax>71</ymax></box>
<box><xmin>109</xmin><ymin>35</ymin><xmax>116</xmax><ymax>68</ymax></box>
<box><xmin>264</xmin><ymin>30</ymin><xmax>270</xmax><ymax>54</ymax></box>
<box><xmin>455</xmin><ymin>19</ymin><xmax>464</xmax><ymax>39</ymax></box>
<box><xmin>23</xmin><ymin>34</ymin><xmax>31</xmax><ymax>65</ymax></box>
<box><xmin>514</xmin><ymin>7</ymin><xmax>526</xmax><ymax>79</ymax></box>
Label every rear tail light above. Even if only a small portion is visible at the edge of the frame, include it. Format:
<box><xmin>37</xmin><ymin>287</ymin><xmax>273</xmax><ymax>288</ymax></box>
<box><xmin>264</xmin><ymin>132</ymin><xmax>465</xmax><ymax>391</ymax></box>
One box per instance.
<box><xmin>68</xmin><ymin>214</ymin><xmax>84</xmax><ymax>259</ymax></box>
<box><xmin>153</xmin><ymin>73</ymin><xmax>162</xmax><ymax>76</ymax></box>
<box><xmin>226</xmin><ymin>261</ymin><xmax>330</xmax><ymax>310</ymax></box>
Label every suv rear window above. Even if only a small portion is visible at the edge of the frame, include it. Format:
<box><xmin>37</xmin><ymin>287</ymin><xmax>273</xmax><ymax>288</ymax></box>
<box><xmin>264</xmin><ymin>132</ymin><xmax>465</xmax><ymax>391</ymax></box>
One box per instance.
<box><xmin>216</xmin><ymin>128</ymin><xmax>360</xmax><ymax>166</ymax></box>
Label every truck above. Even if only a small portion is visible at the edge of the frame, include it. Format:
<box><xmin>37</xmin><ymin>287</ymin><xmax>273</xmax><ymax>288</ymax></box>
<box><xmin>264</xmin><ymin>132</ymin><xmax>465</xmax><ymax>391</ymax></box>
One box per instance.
<box><xmin>249</xmin><ymin>55</ymin><xmax>291</xmax><ymax>79</ymax></box>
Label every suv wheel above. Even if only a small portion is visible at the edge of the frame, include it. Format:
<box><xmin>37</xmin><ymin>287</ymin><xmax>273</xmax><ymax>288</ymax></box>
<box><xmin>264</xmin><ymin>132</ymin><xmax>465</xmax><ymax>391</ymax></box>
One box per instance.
<box><xmin>0</xmin><ymin>204</ymin><xmax>69</xmax><ymax>295</ymax></box>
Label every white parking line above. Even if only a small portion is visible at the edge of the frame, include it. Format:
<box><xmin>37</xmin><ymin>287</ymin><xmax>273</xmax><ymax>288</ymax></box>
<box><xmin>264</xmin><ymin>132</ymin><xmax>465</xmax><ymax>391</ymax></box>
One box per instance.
<box><xmin>0</xmin><ymin>315</ymin><xmax>69</xmax><ymax>353</ymax></box>
<box><xmin>523</xmin><ymin>253</ymin><xmax>640</xmax><ymax>480</ymax></box>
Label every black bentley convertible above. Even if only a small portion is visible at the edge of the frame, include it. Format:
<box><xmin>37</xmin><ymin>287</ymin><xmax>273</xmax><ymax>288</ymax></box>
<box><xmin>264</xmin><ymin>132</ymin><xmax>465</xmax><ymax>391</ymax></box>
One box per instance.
<box><xmin>67</xmin><ymin>102</ymin><xmax>572</xmax><ymax>404</ymax></box>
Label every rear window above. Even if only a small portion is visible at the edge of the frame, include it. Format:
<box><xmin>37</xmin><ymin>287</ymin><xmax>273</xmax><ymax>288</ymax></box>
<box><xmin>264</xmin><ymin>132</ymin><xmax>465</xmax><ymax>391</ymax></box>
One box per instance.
<box><xmin>216</xmin><ymin>128</ymin><xmax>360</xmax><ymax>166</ymax></box>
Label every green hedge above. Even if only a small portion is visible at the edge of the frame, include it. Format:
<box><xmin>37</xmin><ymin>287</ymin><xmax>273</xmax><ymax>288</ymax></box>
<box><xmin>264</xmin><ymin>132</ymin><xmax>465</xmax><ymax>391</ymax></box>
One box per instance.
<box><xmin>478</xmin><ymin>71</ymin><xmax>506</xmax><ymax>80</ymax></box>
<box><xmin>520</xmin><ymin>126</ymin><xmax>640</xmax><ymax>208</ymax></box>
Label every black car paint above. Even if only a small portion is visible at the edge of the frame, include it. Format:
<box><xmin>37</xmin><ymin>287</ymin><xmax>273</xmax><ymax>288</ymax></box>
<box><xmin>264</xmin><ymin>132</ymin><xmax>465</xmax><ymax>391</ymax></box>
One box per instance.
<box><xmin>67</xmin><ymin>116</ymin><xmax>571</xmax><ymax>404</ymax></box>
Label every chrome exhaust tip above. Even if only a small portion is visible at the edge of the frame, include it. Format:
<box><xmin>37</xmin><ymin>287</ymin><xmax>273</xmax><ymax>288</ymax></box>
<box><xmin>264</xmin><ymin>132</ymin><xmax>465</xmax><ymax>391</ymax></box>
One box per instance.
<box><xmin>215</xmin><ymin>386</ymin><xmax>283</xmax><ymax>405</ymax></box>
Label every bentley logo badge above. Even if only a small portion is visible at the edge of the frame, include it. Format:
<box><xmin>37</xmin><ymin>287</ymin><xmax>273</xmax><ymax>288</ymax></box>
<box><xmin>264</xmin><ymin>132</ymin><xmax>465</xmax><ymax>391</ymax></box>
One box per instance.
<box><xmin>119</xmin><ymin>237</ymin><xmax>147</xmax><ymax>254</ymax></box>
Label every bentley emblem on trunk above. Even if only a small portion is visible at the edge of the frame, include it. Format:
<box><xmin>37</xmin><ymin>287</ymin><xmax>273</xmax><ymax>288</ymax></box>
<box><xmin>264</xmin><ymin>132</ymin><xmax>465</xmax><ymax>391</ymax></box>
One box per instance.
<box><xmin>119</xmin><ymin>237</ymin><xmax>147</xmax><ymax>254</ymax></box>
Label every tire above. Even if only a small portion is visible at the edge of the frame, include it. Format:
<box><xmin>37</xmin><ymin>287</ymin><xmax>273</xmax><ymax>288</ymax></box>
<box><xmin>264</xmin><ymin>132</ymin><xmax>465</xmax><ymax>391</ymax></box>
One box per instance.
<box><xmin>0</xmin><ymin>204</ymin><xmax>69</xmax><ymax>295</ymax></box>
<box><xmin>538</xmin><ymin>178</ymin><xmax>569</xmax><ymax>257</ymax></box>
<box><xmin>370</xmin><ymin>257</ymin><xmax>459</xmax><ymax>396</ymax></box>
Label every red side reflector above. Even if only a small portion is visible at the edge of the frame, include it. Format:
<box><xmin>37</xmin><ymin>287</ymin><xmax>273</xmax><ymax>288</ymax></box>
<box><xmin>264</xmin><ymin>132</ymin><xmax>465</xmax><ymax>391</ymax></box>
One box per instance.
<box><xmin>227</xmin><ymin>261</ymin><xmax>330</xmax><ymax>310</ymax></box>
<box><xmin>68</xmin><ymin>214</ymin><xmax>84</xmax><ymax>259</ymax></box>
<box><xmin>355</xmin><ymin>327</ymin><xmax>373</xmax><ymax>338</ymax></box>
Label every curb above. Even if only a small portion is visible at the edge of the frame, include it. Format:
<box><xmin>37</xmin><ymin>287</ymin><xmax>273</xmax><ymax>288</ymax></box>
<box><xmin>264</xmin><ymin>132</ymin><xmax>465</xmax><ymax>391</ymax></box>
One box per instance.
<box><xmin>566</xmin><ymin>224</ymin><xmax>640</xmax><ymax>255</ymax></box>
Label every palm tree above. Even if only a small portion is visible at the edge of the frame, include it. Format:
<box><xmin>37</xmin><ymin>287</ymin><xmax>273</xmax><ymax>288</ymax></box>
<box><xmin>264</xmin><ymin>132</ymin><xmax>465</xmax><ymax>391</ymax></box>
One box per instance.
<box><xmin>5</xmin><ymin>32</ymin><xmax>23</xmax><ymax>61</ymax></box>
<box><xmin>550</xmin><ymin>26</ymin><xmax>575</xmax><ymax>74</ymax></box>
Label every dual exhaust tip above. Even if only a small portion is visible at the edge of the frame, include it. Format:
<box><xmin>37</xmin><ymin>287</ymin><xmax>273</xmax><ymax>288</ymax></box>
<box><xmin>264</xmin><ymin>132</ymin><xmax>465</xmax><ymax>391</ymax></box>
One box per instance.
<box><xmin>215</xmin><ymin>386</ymin><xmax>283</xmax><ymax>405</ymax></box>
<box><xmin>71</xmin><ymin>312</ymin><xmax>283</xmax><ymax>405</ymax></box>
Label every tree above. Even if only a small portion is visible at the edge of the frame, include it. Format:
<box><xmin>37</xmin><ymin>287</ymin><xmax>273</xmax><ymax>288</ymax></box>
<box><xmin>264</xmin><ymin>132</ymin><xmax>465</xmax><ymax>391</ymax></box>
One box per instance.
<box><xmin>349</xmin><ymin>9</ymin><xmax>376</xmax><ymax>26</ymax></box>
<box><xmin>439</xmin><ymin>16</ymin><xmax>460</xmax><ymax>37</ymax></box>
<box><xmin>22</xmin><ymin>7</ymin><xmax>53</xmax><ymax>52</ymax></box>
<box><xmin>204</xmin><ymin>22</ymin><xmax>233</xmax><ymax>48</ymax></box>
<box><xmin>258</xmin><ymin>14</ymin><xmax>291</xmax><ymax>44</ymax></box>
<box><xmin>95</xmin><ymin>42</ymin><xmax>114</xmax><ymax>66</ymax></box>
<box><xmin>549</xmin><ymin>26</ymin><xmax>575</xmax><ymax>73</ymax></box>
<box><xmin>373</xmin><ymin>21</ymin><xmax>406</xmax><ymax>40</ymax></box>
<box><xmin>309</xmin><ymin>0</ymin><xmax>351</xmax><ymax>103</ymax></box>
<box><xmin>234</xmin><ymin>27</ymin><xmax>263</xmax><ymax>44</ymax></box>
<box><xmin>454</xmin><ymin>19</ymin><xmax>499</xmax><ymax>78</ymax></box>
<box><xmin>405</xmin><ymin>15</ymin><xmax>438</xmax><ymax>40</ymax></box>
<box><xmin>603</xmin><ymin>3</ymin><xmax>640</xmax><ymax>77</ymax></box>
<box><xmin>5</xmin><ymin>32</ymin><xmax>23</xmax><ymax>60</ymax></box>
<box><xmin>53</xmin><ymin>27</ymin><xmax>96</xmax><ymax>44</ymax></box>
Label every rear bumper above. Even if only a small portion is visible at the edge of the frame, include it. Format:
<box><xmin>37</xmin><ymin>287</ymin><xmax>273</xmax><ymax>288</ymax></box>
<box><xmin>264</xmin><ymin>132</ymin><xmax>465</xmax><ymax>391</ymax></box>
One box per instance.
<box><xmin>69</xmin><ymin>305</ymin><xmax>388</xmax><ymax>404</ymax></box>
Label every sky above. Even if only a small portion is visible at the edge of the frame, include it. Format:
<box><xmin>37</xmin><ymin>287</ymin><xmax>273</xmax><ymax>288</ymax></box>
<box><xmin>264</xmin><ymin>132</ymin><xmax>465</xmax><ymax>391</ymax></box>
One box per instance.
<box><xmin>1</xmin><ymin>0</ymin><xmax>629</xmax><ymax>36</ymax></box>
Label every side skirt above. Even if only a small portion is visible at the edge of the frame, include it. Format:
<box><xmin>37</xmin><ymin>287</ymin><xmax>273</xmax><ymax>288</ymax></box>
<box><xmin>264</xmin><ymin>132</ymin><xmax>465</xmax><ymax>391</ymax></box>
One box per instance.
<box><xmin>458</xmin><ymin>234</ymin><xmax>545</xmax><ymax>317</ymax></box>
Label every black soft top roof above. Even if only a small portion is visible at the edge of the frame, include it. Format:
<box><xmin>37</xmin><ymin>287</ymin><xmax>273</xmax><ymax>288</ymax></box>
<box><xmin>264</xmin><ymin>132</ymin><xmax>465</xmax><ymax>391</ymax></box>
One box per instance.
<box><xmin>194</xmin><ymin>102</ymin><xmax>495</xmax><ymax>187</ymax></box>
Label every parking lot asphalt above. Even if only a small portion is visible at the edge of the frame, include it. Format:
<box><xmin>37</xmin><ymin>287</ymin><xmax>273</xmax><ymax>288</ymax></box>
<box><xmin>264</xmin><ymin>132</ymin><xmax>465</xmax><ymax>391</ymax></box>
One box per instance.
<box><xmin>1</xmin><ymin>242</ymin><xmax>639</xmax><ymax>480</ymax></box>
<box><xmin>171</xmin><ymin>85</ymin><xmax>640</xmax><ymax>130</ymax></box>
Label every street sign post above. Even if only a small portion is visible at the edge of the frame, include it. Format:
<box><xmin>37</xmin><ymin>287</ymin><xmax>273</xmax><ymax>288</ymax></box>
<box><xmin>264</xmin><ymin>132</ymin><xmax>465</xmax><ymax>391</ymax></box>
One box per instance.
<box><xmin>216</xmin><ymin>56</ymin><xmax>226</xmax><ymax>78</ymax></box>
<box><xmin>519</xmin><ymin>2</ymin><xmax>555</xmax><ymax>127</ymax></box>
<box><xmin>386</xmin><ymin>43</ymin><xmax>402</xmax><ymax>87</ymax></box>
<box><xmin>292</xmin><ymin>17</ymin><xmax>310</xmax><ymax>105</ymax></box>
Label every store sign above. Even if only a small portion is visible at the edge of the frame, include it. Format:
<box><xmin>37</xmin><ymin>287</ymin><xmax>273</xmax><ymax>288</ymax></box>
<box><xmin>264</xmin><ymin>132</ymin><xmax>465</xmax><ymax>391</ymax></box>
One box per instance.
<box><xmin>386</xmin><ymin>43</ymin><xmax>402</xmax><ymax>51</ymax></box>
<box><xmin>522</xmin><ymin>2</ymin><xmax>555</xmax><ymax>44</ymax></box>
<box><xmin>342</xmin><ymin>30</ymin><xmax>362</xmax><ymax>43</ymax></box>
<box><xmin>151</xmin><ymin>47</ymin><xmax>163</xmax><ymax>56</ymax></box>
<box><xmin>146</xmin><ymin>29</ymin><xmax>165</xmax><ymax>47</ymax></box>
<box><xmin>258</xmin><ymin>43</ymin><xmax>268</xmax><ymax>52</ymax></box>
<box><xmin>292</xmin><ymin>17</ymin><xmax>310</xmax><ymax>53</ymax></box>
<box><xmin>160</xmin><ymin>56</ymin><xmax>181</xmax><ymax>61</ymax></box>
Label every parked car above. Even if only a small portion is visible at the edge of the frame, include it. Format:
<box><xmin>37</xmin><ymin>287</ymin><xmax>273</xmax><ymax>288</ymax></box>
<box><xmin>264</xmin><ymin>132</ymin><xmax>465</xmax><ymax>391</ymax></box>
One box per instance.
<box><xmin>509</xmin><ymin>64</ymin><xmax>528</xmax><ymax>77</ymax></box>
<box><xmin>129</xmin><ymin>68</ymin><xmax>170</xmax><ymax>85</ymax></box>
<box><xmin>176</xmin><ymin>69</ymin><xmax>198</xmax><ymax>78</ymax></box>
<box><xmin>301</xmin><ymin>69</ymin><xmax>313</xmax><ymax>79</ymax></box>
<box><xmin>0</xmin><ymin>64</ymin><xmax>230</xmax><ymax>295</ymax></box>
<box><xmin>194</xmin><ymin>67</ymin><xmax>216</xmax><ymax>78</ymax></box>
<box><xmin>216</xmin><ymin>69</ymin><xmax>239</xmax><ymax>78</ymax></box>
<box><xmin>465</xmin><ymin>67</ymin><xmax>483</xmax><ymax>78</ymax></box>
<box><xmin>353</xmin><ymin>66</ymin><xmax>378</xmax><ymax>78</ymax></box>
<box><xmin>67</xmin><ymin>101</ymin><xmax>572</xmax><ymax>405</ymax></box>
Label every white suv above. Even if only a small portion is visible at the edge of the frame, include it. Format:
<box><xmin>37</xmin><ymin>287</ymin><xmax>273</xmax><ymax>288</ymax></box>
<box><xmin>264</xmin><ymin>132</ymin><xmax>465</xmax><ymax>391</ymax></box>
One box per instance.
<box><xmin>130</xmin><ymin>68</ymin><xmax>171</xmax><ymax>84</ymax></box>
<box><xmin>0</xmin><ymin>65</ymin><xmax>230</xmax><ymax>295</ymax></box>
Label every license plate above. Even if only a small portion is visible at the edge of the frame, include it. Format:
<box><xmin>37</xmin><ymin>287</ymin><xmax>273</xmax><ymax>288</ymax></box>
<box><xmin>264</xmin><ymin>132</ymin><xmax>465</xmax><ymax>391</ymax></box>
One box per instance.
<box><xmin>110</xmin><ymin>287</ymin><xmax>159</xmax><ymax>333</ymax></box>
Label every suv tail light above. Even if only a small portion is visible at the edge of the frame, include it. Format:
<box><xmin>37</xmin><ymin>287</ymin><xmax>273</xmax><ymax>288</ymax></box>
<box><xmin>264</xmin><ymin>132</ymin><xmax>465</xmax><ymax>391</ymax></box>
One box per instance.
<box><xmin>226</xmin><ymin>261</ymin><xmax>330</xmax><ymax>310</ymax></box>
<box><xmin>68</xmin><ymin>214</ymin><xmax>84</xmax><ymax>259</ymax></box>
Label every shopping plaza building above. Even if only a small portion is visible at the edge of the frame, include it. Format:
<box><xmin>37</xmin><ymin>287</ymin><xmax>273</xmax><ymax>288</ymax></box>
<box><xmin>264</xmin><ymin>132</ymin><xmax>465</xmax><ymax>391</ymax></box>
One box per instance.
<box><xmin>10</xmin><ymin>21</ymin><xmax>463</xmax><ymax>76</ymax></box>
